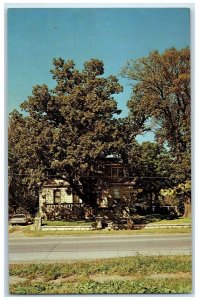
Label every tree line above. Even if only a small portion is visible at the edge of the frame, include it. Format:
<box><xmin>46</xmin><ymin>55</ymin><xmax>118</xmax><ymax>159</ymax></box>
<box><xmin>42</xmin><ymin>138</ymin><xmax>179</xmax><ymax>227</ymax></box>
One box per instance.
<box><xmin>8</xmin><ymin>47</ymin><xmax>191</xmax><ymax>216</ymax></box>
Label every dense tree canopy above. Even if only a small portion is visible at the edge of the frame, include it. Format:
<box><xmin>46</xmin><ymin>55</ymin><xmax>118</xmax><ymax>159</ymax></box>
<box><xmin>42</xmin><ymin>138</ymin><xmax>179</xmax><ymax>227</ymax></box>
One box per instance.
<box><xmin>8</xmin><ymin>110</ymin><xmax>55</xmax><ymax>213</ymax></box>
<box><xmin>123</xmin><ymin>141</ymin><xmax>174</xmax><ymax>209</ymax></box>
<box><xmin>8</xmin><ymin>48</ymin><xmax>191</xmax><ymax>215</ymax></box>
<box><xmin>121</xmin><ymin>47</ymin><xmax>191</xmax><ymax>181</ymax></box>
<box><xmin>121</xmin><ymin>47</ymin><xmax>191</xmax><ymax>215</ymax></box>
<box><xmin>9</xmin><ymin>58</ymin><xmax>125</xmax><ymax>209</ymax></box>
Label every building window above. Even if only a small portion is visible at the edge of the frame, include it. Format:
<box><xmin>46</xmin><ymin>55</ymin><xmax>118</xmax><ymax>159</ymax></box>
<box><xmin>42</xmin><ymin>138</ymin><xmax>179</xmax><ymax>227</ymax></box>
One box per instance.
<box><xmin>54</xmin><ymin>189</ymin><xmax>61</xmax><ymax>204</ymax></box>
<box><xmin>113</xmin><ymin>187</ymin><xmax>120</xmax><ymax>199</ymax></box>
<box><xmin>111</xmin><ymin>167</ymin><xmax>124</xmax><ymax>178</ymax></box>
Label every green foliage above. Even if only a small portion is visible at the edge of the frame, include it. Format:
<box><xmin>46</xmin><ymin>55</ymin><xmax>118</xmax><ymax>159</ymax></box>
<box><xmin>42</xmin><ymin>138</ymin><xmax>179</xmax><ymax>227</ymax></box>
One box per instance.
<box><xmin>121</xmin><ymin>47</ymin><xmax>191</xmax><ymax>181</ymax></box>
<box><xmin>8</xmin><ymin>58</ymin><xmax>124</xmax><ymax>209</ymax></box>
<box><xmin>10</xmin><ymin>255</ymin><xmax>191</xmax><ymax>278</ymax></box>
<box><xmin>9</xmin><ymin>282</ymin><xmax>63</xmax><ymax>295</ymax></box>
<box><xmin>151</xmin><ymin>216</ymin><xmax>191</xmax><ymax>224</ymax></box>
<box><xmin>8</xmin><ymin>48</ymin><xmax>191</xmax><ymax>214</ymax></box>
<box><xmin>9</xmin><ymin>255</ymin><xmax>192</xmax><ymax>294</ymax></box>
<box><xmin>9</xmin><ymin>221</ymin><xmax>191</xmax><ymax>237</ymax></box>
<box><xmin>76</xmin><ymin>278</ymin><xmax>191</xmax><ymax>294</ymax></box>
<box><xmin>160</xmin><ymin>181</ymin><xmax>191</xmax><ymax>197</ymax></box>
<box><xmin>160</xmin><ymin>181</ymin><xmax>191</xmax><ymax>216</ymax></box>
<box><xmin>124</xmin><ymin>141</ymin><xmax>174</xmax><ymax>208</ymax></box>
<box><xmin>9</xmin><ymin>278</ymin><xmax>192</xmax><ymax>294</ymax></box>
<box><xmin>121</xmin><ymin>47</ymin><xmax>191</xmax><ymax>213</ymax></box>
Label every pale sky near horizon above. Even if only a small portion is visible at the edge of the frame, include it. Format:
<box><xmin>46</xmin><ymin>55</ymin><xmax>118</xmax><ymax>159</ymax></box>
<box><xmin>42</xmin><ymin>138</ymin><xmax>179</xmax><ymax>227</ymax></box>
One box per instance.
<box><xmin>7</xmin><ymin>7</ymin><xmax>190</xmax><ymax>141</ymax></box>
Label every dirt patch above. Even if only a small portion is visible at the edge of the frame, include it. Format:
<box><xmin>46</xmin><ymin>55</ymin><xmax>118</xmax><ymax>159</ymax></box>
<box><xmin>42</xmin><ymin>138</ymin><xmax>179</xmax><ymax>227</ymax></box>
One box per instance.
<box><xmin>31</xmin><ymin>274</ymin><xmax>78</xmax><ymax>284</ymax></box>
<box><xmin>9</xmin><ymin>272</ymin><xmax>192</xmax><ymax>286</ymax></box>
<box><xmin>90</xmin><ymin>272</ymin><xmax>191</xmax><ymax>283</ymax></box>
<box><xmin>31</xmin><ymin>277</ymin><xmax>47</xmax><ymax>283</ymax></box>
<box><xmin>9</xmin><ymin>276</ymin><xmax>28</xmax><ymax>285</ymax></box>
<box><xmin>90</xmin><ymin>274</ymin><xmax>137</xmax><ymax>283</ymax></box>
<box><xmin>147</xmin><ymin>272</ymin><xmax>192</xmax><ymax>280</ymax></box>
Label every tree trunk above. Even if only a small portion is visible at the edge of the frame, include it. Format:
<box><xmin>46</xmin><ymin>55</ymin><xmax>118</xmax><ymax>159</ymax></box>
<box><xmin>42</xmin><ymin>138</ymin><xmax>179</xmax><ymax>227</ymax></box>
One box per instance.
<box><xmin>183</xmin><ymin>197</ymin><xmax>191</xmax><ymax>217</ymax></box>
<box><xmin>150</xmin><ymin>192</ymin><xmax>153</xmax><ymax>212</ymax></box>
<box><xmin>69</xmin><ymin>177</ymin><xmax>98</xmax><ymax>208</ymax></box>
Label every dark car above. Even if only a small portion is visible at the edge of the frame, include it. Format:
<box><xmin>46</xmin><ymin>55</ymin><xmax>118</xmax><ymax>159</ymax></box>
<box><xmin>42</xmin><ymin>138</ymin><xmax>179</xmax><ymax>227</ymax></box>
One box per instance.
<box><xmin>9</xmin><ymin>213</ymin><xmax>32</xmax><ymax>225</ymax></box>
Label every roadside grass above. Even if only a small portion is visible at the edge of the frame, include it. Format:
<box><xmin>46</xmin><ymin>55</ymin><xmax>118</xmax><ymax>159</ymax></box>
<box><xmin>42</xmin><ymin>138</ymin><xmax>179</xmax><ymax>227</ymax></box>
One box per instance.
<box><xmin>41</xmin><ymin>216</ymin><xmax>191</xmax><ymax>226</ymax></box>
<box><xmin>9</xmin><ymin>255</ymin><xmax>192</xmax><ymax>294</ymax></box>
<box><xmin>150</xmin><ymin>217</ymin><xmax>191</xmax><ymax>225</ymax></box>
<box><xmin>8</xmin><ymin>225</ymin><xmax>191</xmax><ymax>237</ymax></box>
<box><xmin>8</xmin><ymin>216</ymin><xmax>191</xmax><ymax>237</ymax></box>
<box><xmin>133</xmin><ymin>215</ymin><xmax>191</xmax><ymax>224</ymax></box>
<box><xmin>8</xmin><ymin>226</ymin><xmax>21</xmax><ymax>233</ymax></box>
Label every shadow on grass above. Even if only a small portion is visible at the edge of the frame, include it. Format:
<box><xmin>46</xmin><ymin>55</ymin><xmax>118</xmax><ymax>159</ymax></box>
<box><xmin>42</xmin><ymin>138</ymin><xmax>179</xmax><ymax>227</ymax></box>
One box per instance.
<box><xmin>132</xmin><ymin>214</ymin><xmax>179</xmax><ymax>225</ymax></box>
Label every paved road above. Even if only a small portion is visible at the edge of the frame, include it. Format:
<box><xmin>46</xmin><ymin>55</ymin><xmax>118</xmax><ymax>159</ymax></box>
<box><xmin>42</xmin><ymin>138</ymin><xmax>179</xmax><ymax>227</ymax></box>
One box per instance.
<box><xmin>9</xmin><ymin>233</ymin><xmax>192</xmax><ymax>263</ymax></box>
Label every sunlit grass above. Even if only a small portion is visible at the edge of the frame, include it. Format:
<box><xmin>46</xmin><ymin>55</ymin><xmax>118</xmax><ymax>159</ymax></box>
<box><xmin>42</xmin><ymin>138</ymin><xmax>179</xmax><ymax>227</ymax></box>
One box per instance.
<box><xmin>151</xmin><ymin>217</ymin><xmax>191</xmax><ymax>224</ymax></box>
<box><xmin>8</xmin><ymin>216</ymin><xmax>191</xmax><ymax>237</ymax></box>
<box><xmin>9</xmin><ymin>255</ymin><xmax>192</xmax><ymax>294</ymax></box>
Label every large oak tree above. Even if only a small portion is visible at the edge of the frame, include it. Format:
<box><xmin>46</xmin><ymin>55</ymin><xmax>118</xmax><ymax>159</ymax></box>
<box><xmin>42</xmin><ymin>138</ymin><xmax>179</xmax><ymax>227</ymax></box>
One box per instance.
<box><xmin>9</xmin><ymin>58</ymin><xmax>124</xmax><ymax>209</ymax></box>
<box><xmin>121</xmin><ymin>47</ymin><xmax>191</xmax><ymax>214</ymax></box>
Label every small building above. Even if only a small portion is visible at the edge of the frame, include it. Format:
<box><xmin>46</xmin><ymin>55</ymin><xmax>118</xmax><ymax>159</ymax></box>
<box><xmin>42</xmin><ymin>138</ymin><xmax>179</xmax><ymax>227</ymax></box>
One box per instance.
<box><xmin>39</xmin><ymin>178</ymin><xmax>82</xmax><ymax>218</ymax></box>
<box><xmin>97</xmin><ymin>163</ymin><xmax>136</xmax><ymax>206</ymax></box>
<box><xmin>39</xmin><ymin>162</ymin><xmax>136</xmax><ymax>219</ymax></box>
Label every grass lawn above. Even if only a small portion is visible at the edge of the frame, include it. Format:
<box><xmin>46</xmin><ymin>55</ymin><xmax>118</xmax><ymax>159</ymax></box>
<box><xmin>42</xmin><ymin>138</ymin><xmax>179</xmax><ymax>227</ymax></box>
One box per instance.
<box><xmin>150</xmin><ymin>216</ymin><xmax>191</xmax><ymax>224</ymax></box>
<box><xmin>41</xmin><ymin>216</ymin><xmax>191</xmax><ymax>227</ymax></box>
<box><xmin>8</xmin><ymin>215</ymin><xmax>191</xmax><ymax>237</ymax></box>
<box><xmin>8</xmin><ymin>225</ymin><xmax>191</xmax><ymax>237</ymax></box>
<box><xmin>9</xmin><ymin>255</ymin><xmax>192</xmax><ymax>294</ymax></box>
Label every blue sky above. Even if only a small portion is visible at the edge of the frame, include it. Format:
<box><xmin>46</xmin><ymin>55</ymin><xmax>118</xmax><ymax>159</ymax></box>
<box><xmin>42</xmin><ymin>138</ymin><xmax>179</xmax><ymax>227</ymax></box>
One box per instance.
<box><xmin>7</xmin><ymin>8</ymin><xmax>190</xmax><ymax>141</ymax></box>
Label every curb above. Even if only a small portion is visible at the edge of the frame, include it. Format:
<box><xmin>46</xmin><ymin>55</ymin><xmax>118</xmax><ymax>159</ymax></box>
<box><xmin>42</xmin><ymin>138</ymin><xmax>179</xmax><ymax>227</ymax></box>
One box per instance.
<box><xmin>40</xmin><ymin>223</ymin><xmax>191</xmax><ymax>231</ymax></box>
<box><xmin>134</xmin><ymin>223</ymin><xmax>191</xmax><ymax>229</ymax></box>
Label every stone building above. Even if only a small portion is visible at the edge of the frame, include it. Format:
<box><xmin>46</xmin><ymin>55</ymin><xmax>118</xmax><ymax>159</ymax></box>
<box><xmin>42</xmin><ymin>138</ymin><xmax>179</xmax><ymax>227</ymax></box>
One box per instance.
<box><xmin>39</xmin><ymin>162</ymin><xmax>135</xmax><ymax>217</ymax></box>
<box><xmin>94</xmin><ymin>162</ymin><xmax>135</xmax><ymax>207</ymax></box>
<box><xmin>39</xmin><ymin>178</ymin><xmax>82</xmax><ymax>215</ymax></box>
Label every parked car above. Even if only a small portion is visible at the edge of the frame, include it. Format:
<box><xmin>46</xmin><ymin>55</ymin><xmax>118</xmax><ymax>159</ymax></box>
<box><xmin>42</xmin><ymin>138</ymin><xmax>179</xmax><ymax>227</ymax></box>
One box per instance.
<box><xmin>9</xmin><ymin>213</ymin><xmax>32</xmax><ymax>225</ymax></box>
